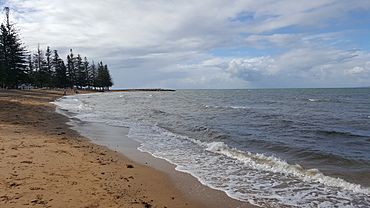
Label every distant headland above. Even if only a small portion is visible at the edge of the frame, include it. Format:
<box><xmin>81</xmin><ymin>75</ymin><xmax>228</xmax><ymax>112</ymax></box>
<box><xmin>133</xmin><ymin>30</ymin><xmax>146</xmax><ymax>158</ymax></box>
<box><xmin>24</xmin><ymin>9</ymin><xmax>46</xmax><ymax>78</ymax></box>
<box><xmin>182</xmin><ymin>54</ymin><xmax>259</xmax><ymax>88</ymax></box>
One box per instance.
<box><xmin>111</xmin><ymin>88</ymin><xmax>176</xmax><ymax>92</ymax></box>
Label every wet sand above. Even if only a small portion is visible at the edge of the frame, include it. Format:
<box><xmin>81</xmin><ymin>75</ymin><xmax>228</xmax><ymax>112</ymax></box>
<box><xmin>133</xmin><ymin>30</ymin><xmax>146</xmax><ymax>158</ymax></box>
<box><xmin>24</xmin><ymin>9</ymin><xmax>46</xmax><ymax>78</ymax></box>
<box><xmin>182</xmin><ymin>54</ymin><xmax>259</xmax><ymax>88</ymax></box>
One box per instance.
<box><xmin>70</xmin><ymin>121</ymin><xmax>254</xmax><ymax>208</ymax></box>
<box><xmin>0</xmin><ymin>89</ymin><xmax>254</xmax><ymax>208</ymax></box>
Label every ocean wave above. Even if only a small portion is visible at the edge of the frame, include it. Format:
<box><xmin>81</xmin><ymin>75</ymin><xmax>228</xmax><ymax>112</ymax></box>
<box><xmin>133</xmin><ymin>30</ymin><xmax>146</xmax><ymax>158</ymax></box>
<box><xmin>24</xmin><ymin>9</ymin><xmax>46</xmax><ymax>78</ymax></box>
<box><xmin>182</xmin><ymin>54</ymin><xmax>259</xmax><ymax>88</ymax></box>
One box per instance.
<box><xmin>205</xmin><ymin>141</ymin><xmax>370</xmax><ymax>195</ymax></box>
<box><xmin>54</xmin><ymin>93</ymin><xmax>370</xmax><ymax>207</ymax></box>
<box><xmin>152</xmin><ymin>109</ymin><xmax>168</xmax><ymax>115</ymax></box>
<box><xmin>188</xmin><ymin>125</ymin><xmax>232</xmax><ymax>142</ymax></box>
<box><xmin>191</xmin><ymin>125</ymin><xmax>209</xmax><ymax>132</ymax></box>
<box><xmin>308</xmin><ymin>98</ymin><xmax>318</xmax><ymax>102</ymax></box>
<box><xmin>315</xmin><ymin>129</ymin><xmax>369</xmax><ymax>138</ymax></box>
<box><xmin>307</xmin><ymin>98</ymin><xmax>333</xmax><ymax>102</ymax></box>
<box><xmin>230</xmin><ymin>106</ymin><xmax>250</xmax><ymax>109</ymax></box>
<box><xmin>204</xmin><ymin>104</ymin><xmax>250</xmax><ymax>109</ymax></box>
<box><xmin>131</xmin><ymin>123</ymin><xmax>370</xmax><ymax>195</ymax></box>
<box><xmin>55</xmin><ymin>97</ymin><xmax>93</xmax><ymax>112</ymax></box>
<box><xmin>132</xmin><ymin>125</ymin><xmax>370</xmax><ymax>207</ymax></box>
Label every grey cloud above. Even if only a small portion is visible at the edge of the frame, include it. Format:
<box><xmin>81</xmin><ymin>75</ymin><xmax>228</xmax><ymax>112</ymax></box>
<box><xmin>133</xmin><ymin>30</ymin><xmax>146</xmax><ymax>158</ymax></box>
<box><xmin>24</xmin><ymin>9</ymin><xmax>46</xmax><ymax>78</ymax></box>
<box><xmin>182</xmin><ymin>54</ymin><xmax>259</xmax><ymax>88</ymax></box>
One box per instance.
<box><xmin>3</xmin><ymin>0</ymin><xmax>370</xmax><ymax>88</ymax></box>
<box><xmin>226</xmin><ymin>57</ymin><xmax>277</xmax><ymax>81</ymax></box>
<box><xmin>220</xmin><ymin>47</ymin><xmax>370</xmax><ymax>88</ymax></box>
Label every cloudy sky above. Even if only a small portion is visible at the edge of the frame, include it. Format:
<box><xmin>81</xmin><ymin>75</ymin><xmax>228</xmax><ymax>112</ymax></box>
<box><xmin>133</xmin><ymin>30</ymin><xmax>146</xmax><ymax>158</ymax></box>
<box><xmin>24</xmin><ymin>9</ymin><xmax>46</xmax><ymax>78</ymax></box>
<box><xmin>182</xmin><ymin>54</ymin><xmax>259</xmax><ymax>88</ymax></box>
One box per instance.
<box><xmin>2</xmin><ymin>0</ymin><xmax>370</xmax><ymax>89</ymax></box>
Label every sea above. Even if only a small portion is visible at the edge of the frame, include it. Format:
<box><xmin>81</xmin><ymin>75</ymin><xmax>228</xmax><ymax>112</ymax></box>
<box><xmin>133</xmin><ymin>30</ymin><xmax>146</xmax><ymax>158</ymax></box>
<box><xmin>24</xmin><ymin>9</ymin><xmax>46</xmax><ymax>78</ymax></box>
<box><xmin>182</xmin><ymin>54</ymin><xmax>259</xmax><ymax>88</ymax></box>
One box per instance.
<box><xmin>54</xmin><ymin>88</ymin><xmax>370</xmax><ymax>207</ymax></box>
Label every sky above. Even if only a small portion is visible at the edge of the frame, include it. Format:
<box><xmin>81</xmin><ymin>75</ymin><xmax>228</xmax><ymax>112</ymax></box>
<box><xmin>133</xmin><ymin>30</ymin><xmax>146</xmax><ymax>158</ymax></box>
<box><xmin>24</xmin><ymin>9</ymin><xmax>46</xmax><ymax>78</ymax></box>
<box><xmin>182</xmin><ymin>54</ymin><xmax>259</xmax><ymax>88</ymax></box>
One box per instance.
<box><xmin>1</xmin><ymin>0</ymin><xmax>370</xmax><ymax>89</ymax></box>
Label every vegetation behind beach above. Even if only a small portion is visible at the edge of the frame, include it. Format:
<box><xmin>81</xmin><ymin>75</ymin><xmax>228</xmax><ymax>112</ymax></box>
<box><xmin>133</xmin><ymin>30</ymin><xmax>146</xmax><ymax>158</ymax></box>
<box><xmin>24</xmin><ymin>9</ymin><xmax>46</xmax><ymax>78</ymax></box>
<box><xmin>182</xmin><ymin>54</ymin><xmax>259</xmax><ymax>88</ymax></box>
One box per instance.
<box><xmin>0</xmin><ymin>7</ymin><xmax>113</xmax><ymax>90</ymax></box>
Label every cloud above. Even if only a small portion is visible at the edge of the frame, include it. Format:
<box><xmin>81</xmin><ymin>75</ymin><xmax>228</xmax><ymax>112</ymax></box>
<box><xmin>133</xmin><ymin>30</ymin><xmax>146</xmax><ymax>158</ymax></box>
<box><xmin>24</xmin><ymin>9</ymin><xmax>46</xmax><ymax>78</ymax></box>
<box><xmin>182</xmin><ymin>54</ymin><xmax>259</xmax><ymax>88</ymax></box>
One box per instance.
<box><xmin>226</xmin><ymin>57</ymin><xmax>277</xmax><ymax>81</ymax></box>
<box><xmin>220</xmin><ymin>47</ymin><xmax>370</xmax><ymax>88</ymax></box>
<box><xmin>1</xmin><ymin>0</ymin><xmax>370</xmax><ymax>88</ymax></box>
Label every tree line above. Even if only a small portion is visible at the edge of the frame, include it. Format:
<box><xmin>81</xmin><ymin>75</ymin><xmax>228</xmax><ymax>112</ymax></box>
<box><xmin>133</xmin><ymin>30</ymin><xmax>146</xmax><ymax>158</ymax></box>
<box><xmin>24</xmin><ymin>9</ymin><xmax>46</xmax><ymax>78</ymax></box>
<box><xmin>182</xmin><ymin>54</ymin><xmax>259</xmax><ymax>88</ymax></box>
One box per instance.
<box><xmin>0</xmin><ymin>7</ymin><xmax>113</xmax><ymax>90</ymax></box>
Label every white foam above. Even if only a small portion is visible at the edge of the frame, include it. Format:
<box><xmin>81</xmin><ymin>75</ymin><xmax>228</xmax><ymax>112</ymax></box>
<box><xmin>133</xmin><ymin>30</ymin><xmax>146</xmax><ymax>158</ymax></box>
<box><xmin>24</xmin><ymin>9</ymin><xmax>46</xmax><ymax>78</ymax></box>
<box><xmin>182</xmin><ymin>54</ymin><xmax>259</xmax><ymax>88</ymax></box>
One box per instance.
<box><xmin>130</xmin><ymin>127</ymin><xmax>370</xmax><ymax>207</ymax></box>
<box><xmin>205</xmin><ymin>142</ymin><xmax>370</xmax><ymax>194</ymax></box>
<box><xmin>307</xmin><ymin>98</ymin><xmax>332</xmax><ymax>102</ymax></box>
<box><xmin>54</xmin><ymin>94</ymin><xmax>370</xmax><ymax>207</ymax></box>
<box><xmin>204</xmin><ymin>104</ymin><xmax>249</xmax><ymax>109</ymax></box>
<box><xmin>229</xmin><ymin>106</ymin><xmax>249</xmax><ymax>109</ymax></box>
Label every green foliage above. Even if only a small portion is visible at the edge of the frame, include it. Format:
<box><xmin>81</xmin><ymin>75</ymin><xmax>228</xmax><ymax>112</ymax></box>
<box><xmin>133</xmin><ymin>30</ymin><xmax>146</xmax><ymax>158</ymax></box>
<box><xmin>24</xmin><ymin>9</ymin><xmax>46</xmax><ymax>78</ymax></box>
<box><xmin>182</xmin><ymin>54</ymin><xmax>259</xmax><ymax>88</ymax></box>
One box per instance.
<box><xmin>52</xmin><ymin>50</ymin><xmax>67</xmax><ymax>88</ymax></box>
<box><xmin>0</xmin><ymin>19</ymin><xmax>27</xmax><ymax>88</ymax></box>
<box><xmin>95</xmin><ymin>62</ymin><xmax>113</xmax><ymax>90</ymax></box>
<box><xmin>0</xmin><ymin>7</ymin><xmax>114</xmax><ymax>90</ymax></box>
<box><xmin>29</xmin><ymin>47</ymin><xmax>113</xmax><ymax>90</ymax></box>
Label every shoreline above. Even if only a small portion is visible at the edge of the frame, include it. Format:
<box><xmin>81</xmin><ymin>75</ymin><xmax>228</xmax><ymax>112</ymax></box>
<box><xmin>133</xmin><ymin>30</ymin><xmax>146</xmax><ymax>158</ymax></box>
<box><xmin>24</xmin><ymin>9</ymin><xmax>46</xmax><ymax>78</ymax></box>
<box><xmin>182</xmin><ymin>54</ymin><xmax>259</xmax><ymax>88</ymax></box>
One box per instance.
<box><xmin>66</xmin><ymin>120</ymin><xmax>254</xmax><ymax>208</ymax></box>
<box><xmin>0</xmin><ymin>89</ymin><xmax>254</xmax><ymax>208</ymax></box>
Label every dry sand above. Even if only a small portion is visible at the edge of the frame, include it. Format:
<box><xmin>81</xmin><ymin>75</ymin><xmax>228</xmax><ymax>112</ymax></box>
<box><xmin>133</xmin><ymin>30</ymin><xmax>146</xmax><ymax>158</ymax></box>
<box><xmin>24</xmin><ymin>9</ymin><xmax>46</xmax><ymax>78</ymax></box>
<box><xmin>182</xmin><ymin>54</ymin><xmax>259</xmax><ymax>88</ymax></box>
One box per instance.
<box><xmin>0</xmin><ymin>89</ymin><xmax>254</xmax><ymax>208</ymax></box>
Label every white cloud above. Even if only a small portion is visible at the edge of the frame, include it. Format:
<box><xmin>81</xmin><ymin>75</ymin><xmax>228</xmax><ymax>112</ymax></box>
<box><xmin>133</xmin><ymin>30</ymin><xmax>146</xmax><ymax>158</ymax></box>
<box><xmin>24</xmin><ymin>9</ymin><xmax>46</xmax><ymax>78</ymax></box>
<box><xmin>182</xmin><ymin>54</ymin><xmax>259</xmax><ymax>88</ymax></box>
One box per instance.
<box><xmin>226</xmin><ymin>57</ymin><xmax>277</xmax><ymax>81</ymax></box>
<box><xmin>219</xmin><ymin>47</ymin><xmax>370</xmax><ymax>88</ymax></box>
<box><xmin>2</xmin><ymin>0</ymin><xmax>370</xmax><ymax>88</ymax></box>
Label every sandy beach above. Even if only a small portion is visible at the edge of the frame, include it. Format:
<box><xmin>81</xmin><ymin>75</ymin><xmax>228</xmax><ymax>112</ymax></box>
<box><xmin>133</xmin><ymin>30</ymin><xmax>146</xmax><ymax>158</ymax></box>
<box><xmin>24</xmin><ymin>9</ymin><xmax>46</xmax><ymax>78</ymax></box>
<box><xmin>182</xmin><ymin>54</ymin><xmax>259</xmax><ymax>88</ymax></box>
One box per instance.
<box><xmin>0</xmin><ymin>89</ymin><xmax>253</xmax><ymax>208</ymax></box>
